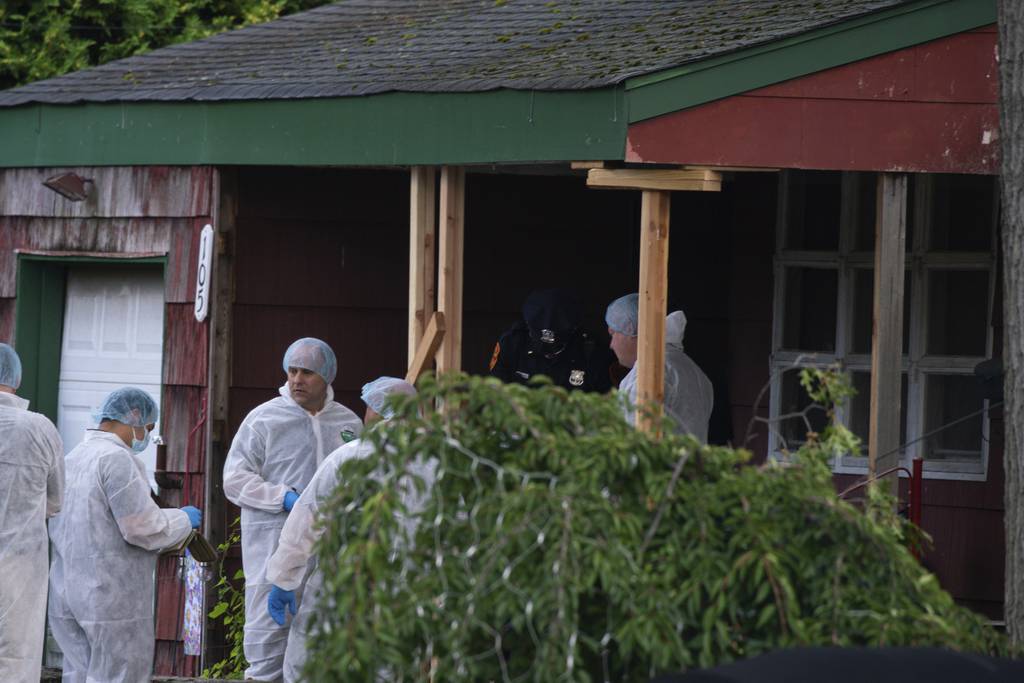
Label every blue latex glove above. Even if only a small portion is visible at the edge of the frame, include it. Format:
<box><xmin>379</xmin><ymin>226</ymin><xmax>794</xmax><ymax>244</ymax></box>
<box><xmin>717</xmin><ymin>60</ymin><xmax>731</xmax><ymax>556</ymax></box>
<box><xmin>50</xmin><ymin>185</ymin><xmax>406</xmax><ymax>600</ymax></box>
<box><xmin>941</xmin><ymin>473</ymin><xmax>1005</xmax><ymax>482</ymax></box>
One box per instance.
<box><xmin>283</xmin><ymin>491</ymin><xmax>300</xmax><ymax>512</ymax></box>
<box><xmin>268</xmin><ymin>585</ymin><xmax>297</xmax><ymax>626</ymax></box>
<box><xmin>181</xmin><ymin>505</ymin><xmax>202</xmax><ymax>529</ymax></box>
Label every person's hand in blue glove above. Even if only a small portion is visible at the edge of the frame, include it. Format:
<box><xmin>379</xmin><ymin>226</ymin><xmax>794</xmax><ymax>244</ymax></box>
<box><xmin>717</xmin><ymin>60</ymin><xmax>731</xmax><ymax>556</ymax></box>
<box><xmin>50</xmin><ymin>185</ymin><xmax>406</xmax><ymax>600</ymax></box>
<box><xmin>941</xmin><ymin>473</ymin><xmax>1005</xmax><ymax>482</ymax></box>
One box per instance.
<box><xmin>268</xmin><ymin>585</ymin><xmax>296</xmax><ymax>626</ymax></box>
<box><xmin>181</xmin><ymin>505</ymin><xmax>202</xmax><ymax>529</ymax></box>
<box><xmin>283</xmin><ymin>491</ymin><xmax>299</xmax><ymax>512</ymax></box>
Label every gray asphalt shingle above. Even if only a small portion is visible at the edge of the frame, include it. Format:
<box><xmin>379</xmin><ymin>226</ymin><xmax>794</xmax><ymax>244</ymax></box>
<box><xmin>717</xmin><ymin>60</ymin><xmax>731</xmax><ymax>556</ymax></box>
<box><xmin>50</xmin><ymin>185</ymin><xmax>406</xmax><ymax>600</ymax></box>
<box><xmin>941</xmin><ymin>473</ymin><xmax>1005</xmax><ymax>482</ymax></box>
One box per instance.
<box><xmin>0</xmin><ymin>0</ymin><xmax>910</xmax><ymax>106</ymax></box>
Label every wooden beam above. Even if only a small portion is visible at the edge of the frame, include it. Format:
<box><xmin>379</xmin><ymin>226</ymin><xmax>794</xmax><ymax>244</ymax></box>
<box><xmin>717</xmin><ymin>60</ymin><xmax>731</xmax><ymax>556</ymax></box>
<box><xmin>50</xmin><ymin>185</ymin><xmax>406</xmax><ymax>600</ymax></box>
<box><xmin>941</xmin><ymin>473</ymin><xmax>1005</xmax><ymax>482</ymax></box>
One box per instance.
<box><xmin>408</xmin><ymin>166</ymin><xmax>436</xmax><ymax>367</ymax></box>
<box><xmin>868</xmin><ymin>173</ymin><xmax>908</xmax><ymax>494</ymax></box>
<box><xmin>436</xmin><ymin>166</ymin><xmax>465</xmax><ymax>373</ymax></box>
<box><xmin>203</xmin><ymin>166</ymin><xmax>235</xmax><ymax>674</ymax></box>
<box><xmin>587</xmin><ymin>168</ymin><xmax>722</xmax><ymax>192</ymax></box>
<box><xmin>681</xmin><ymin>164</ymin><xmax>779</xmax><ymax>173</ymax></box>
<box><xmin>406</xmin><ymin>312</ymin><xmax>446</xmax><ymax>384</ymax></box>
<box><xmin>636</xmin><ymin>190</ymin><xmax>671</xmax><ymax>435</ymax></box>
<box><xmin>571</xmin><ymin>160</ymin><xmax>606</xmax><ymax>170</ymax></box>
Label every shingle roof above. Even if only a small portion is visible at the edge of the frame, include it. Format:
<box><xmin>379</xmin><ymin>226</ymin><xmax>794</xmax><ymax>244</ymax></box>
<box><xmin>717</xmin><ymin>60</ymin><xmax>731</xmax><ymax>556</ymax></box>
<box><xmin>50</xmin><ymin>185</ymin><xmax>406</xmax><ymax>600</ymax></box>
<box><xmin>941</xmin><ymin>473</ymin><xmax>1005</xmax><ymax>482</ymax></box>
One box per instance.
<box><xmin>0</xmin><ymin>0</ymin><xmax>910</xmax><ymax>106</ymax></box>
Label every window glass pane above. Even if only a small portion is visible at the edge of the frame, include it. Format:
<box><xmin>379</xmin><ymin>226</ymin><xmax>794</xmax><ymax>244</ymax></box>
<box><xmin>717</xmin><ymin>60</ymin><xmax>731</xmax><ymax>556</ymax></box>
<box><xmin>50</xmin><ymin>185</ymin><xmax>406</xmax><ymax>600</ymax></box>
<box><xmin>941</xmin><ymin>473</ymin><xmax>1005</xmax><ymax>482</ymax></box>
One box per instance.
<box><xmin>778</xmin><ymin>368</ymin><xmax>830</xmax><ymax>450</ymax></box>
<box><xmin>853</xmin><ymin>173</ymin><xmax>915</xmax><ymax>253</ymax></box>
<box><xmin>784</xmin><ymin>171</ymin><xmax>841</xmax><ymax>251</ymax></box>
<box><xmin>926</xmin><ymin>269</ymin><xmax>989</xmax><ymax>356</ymax></box>
<box><xmin>782</xmin><ymin>267</ymin><xmax>837</xmax><ymax>352</ymax></box>
<box><xmin>923</xmin><ymin>374</ymin><xmax>985</xmax><ymax>463</ymax></box>
<box><xmin>851</xmin><ymin>269</ymin><xmax>911</xmax><ymax>354</ymax></box>
<box><xmin>848</xmin><ymin>371</ymin><xmax>908</xmax><ymax>450</ymax></box>
<box><xmin>926</xmin><ymin>174</ymin><xmax>995</xmax><ymax>252</ymax></box>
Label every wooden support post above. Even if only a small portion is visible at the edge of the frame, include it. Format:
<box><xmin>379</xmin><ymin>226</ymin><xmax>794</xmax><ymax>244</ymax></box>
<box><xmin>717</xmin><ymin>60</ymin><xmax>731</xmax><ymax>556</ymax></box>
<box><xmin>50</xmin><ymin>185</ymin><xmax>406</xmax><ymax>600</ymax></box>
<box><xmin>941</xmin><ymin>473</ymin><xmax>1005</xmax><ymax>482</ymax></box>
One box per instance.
<box><xmin>203</xmin><ymin>166</ymin><xmax>236</xmax><ymax>673</ymax></box>
<box><xmin>868</xmin><ymin>173</ymin><xmax>908</xmax><ymax>494</ymax></box>
<box><xmin>406</xmin><ymin>312</ymin><xmax>446</xmax><ymax>384</ymax></box>
<box><xmin>436</xmin><ymin>166</ymin><xmax>465</xmax><ymax>373</ymax></box>
<box><xmin>636</xmin><ymin>190</ymin><xmax>671</xmax><ymax>435</ymax></box>
<box><xmin>408</xmin><ymin>167</ymin><xmax>436</xmax><ymax>367</ymax></box>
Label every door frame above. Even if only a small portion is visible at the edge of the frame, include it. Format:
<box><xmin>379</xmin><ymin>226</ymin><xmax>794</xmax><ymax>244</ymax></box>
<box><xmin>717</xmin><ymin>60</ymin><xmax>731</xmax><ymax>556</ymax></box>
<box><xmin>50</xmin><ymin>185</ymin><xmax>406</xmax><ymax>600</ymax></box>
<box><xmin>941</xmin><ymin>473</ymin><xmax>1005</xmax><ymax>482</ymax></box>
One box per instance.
<box><xmin>14</xmin><ymin>254</ymin><xmax>166</xmax><ymax>423</ymax></box>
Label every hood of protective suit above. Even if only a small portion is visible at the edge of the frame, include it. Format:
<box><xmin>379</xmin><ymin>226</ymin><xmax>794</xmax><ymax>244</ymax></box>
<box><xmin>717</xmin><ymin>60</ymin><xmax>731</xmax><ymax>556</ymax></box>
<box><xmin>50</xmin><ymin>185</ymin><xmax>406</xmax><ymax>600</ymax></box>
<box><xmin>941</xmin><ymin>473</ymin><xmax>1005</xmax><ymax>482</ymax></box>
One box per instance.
<box><xmin>0</xmin><ymin>391</ymin><xmax>29</xmax><ymax>411</ymax></box>
<box><xmin>666</xmin><ymin>311</ymin><xmax>687</xmax><ymax>348</ymax></box>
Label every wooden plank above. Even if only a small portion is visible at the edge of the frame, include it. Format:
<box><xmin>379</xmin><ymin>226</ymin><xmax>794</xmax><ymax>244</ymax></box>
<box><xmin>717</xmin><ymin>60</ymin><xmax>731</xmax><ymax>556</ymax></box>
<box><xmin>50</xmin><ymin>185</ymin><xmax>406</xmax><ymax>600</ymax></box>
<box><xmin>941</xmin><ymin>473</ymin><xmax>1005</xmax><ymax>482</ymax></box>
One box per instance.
<box><xmin>406</xmin><ymin>312</ymin><xmax>446</xmax><ymax>384</ymax></box>
<box><xmin>154</xmin><ymin>555</ymin><xmax>185</xmax><ymax>641</ymax></box>
<box><xmin>0</xmin><ymin>166</ymin><xmax>213</xmax><ymax>218</ymax></box>
<box><xmin>408</xmin><ymin>167</ymin><xmax>437</xmax><ymax>365</ymax></box>
<box><xmin>0</xmin><ymin>216</ymin><xmax>180</xmax><ymax>297</ymax></box>
<box><xmin>164</xmin><ymin>218</ymin><xmax>205</xmax><ymax>304</ymax></box>
<box><xmin>437</xmin><ymin>166</ymin><xmax>465</xmax><ymax>373</ymax></box>
<box><xmin>571</xmin><ymin>161</ymin><xmax>606</xmax><ymax>170</ymax></box>
<box><xmin>587</xmin><ymin>168</ymin><xmax>721</xmax><ymax>192</ymax></box>
<box><xmin>159</xmin><ymin>385</ymin><xmax>207</xmax><ymax>473</ymax></box>
<box><xmin>626</xmin><ymin>98</ymin><xmax>998</xmax><ymax>175</ymax></box>
<box><xmin>0</xmin><ymin>297</ymin><xmax>14</xmax><ymax>343</ymax></box>
<box><xmin>868</xmin><ymin>173</ymin><xmax>907</xmax><ymax>494</ymax></box>
<box><xmin>636</xmin><ymin>190</ymin><xmax>671</xmax><ymax>434</ymax></box>
<box><xmin>163</xmin><ymin>303</ymin><xmax>209</xmax><ymax>387</ymax></box>
<box><xmin>682</xmin><ymin>165</ymin><xmax>779</xmax><ymax>173</ymax></box>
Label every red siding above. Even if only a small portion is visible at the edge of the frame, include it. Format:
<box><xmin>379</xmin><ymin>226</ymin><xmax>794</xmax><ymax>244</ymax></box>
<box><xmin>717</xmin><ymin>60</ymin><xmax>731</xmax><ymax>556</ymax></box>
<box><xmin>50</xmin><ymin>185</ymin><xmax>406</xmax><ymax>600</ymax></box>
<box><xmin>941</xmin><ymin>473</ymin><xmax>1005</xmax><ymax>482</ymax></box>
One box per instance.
<box><xmin>161</xmin><ymin>385</ymin><xmax>209</xmax><ymax>473</ymax></box>
<box><xmin>627</xmin><ymin>28</ymin><xmax>999</xmax><ymax>174</ymax></box>
<box><xmin>164</xmin><ymin>303</ymin><xmax>210</xmax><ymax>387</ymax></box>
<box><xmin>725</xmin><ymin>174</ymin><xmax>777</xmax><ymax>460</ymax></box>
<box><xmin>0</xmin><ymin>297</ymin><xmax>13</xmax><ymax>344</ymax></box>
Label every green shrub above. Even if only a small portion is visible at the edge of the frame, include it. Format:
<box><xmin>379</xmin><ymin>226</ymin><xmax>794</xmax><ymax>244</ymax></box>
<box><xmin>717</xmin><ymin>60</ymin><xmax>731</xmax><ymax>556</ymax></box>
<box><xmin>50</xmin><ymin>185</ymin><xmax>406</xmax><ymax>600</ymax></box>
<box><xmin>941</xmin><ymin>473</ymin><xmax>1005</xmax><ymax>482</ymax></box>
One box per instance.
<box><xmin>203</xmin><ymin>518</ymin><xmax>247</xmax><ymax>680</ymax></box>
<box><xmin>305</xmin><ymin>371</ymin><xmax>1007</xmax><ymax>682</ymax></box>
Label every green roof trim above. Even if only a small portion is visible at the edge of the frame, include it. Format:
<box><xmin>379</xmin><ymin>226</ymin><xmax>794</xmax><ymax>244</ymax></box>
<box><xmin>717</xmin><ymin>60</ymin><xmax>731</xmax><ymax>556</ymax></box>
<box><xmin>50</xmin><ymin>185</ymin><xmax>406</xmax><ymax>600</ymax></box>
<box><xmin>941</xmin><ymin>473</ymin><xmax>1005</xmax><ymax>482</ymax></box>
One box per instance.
<box><xmin>625</xmin><ymin>0</ymin><xmax>996</xmax><ymax>123</ymax></box>
<box><xmin>0</xmin><ymin>89</ymin><xmax>627</xmax><ymax>168</ymax></box>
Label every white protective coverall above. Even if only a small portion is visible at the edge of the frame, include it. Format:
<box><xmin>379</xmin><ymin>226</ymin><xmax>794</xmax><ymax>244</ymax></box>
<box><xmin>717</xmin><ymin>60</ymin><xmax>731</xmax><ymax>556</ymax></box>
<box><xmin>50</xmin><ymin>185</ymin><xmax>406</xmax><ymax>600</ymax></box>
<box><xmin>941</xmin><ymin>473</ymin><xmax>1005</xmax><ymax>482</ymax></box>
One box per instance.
<box><xmin>266</xmin><ymin>437</ymin><xmax>437</xmax><ymax>682</ymax></box>
<box><xmin>48</xmin><ymin>430</ymin><xmax>193</xmax><ymax>683</ymax></box>
<box><xmin>0</xmin><ymin>392</ymin><xmax>63</xmax><ymax>683</ymax></box>
<box><xmin>620</xmin><ymin>311</ymin><xmax>714</xmax><ymax>442</ymax></box>
<box><xmin>224</xmin><ymin>384</ymin><xmax>362</xmax><ymax>682</ymax></box>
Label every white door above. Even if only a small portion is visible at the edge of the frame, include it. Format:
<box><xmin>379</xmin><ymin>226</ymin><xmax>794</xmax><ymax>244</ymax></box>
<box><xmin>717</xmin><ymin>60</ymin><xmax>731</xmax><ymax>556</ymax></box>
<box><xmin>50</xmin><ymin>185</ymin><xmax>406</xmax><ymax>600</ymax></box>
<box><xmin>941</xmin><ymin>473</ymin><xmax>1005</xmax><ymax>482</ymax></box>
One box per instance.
<box><xmin>47</xmin><ymin>266</ymin><xmax>165</xmax><ymax>668</ymax></box>
<box><xmin>56</xmin><ymin>267</ymin><xmax>165</xmax><ymax>484</ymax></box>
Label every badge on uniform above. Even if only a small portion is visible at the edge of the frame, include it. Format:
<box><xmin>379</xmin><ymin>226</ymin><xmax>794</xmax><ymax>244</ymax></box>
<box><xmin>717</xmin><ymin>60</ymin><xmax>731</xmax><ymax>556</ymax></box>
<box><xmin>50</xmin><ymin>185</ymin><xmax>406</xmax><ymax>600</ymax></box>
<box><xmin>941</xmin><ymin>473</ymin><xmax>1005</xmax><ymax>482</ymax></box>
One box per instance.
<box><xmin>540</xmin><ymin>328</ymin><xmax>556</xmax><ymax>344</ymax></box>
<box><xmin>569</xmin><ymin>369</ymin><xmax>585</xmax><ymax>386</ymax></box>
<box><xmin>341</xmin><ymin>429</ymin><xmax>356</xmax><ymax>442</ymax></box>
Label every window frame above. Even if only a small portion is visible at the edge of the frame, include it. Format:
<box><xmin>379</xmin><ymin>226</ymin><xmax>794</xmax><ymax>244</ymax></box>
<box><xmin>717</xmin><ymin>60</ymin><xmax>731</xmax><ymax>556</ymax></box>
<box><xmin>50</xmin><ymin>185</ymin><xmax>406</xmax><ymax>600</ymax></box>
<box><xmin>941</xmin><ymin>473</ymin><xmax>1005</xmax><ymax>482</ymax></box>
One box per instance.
<box><xmin>768</xmin><ymin>172</ymin><xmax>997</xmax><ymax>481</ymax></box>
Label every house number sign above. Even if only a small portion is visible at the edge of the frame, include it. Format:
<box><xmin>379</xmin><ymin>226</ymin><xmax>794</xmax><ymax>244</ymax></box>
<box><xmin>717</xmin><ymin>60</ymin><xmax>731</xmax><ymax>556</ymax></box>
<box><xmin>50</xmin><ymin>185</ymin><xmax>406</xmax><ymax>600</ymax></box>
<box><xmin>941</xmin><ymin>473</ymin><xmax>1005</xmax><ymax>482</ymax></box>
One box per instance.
<box><xmin>194</xmin><ymin>224</ymin><xmax>215</xmax><ymax>322</ymax></box>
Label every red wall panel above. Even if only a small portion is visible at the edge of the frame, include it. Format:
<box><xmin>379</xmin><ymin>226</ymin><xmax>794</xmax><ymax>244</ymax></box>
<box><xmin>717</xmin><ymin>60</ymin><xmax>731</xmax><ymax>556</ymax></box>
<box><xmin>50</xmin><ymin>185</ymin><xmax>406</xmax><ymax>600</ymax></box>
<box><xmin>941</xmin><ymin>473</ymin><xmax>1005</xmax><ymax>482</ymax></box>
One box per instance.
<box><xmin>627</xmin><ymin>28</ymin><xmax>999</xmax><ymax>174</ymax></box>
<box><xmin>163</xmin><ymin>303</ymin><xmax>209</xmax><ymax>387</ymax></box>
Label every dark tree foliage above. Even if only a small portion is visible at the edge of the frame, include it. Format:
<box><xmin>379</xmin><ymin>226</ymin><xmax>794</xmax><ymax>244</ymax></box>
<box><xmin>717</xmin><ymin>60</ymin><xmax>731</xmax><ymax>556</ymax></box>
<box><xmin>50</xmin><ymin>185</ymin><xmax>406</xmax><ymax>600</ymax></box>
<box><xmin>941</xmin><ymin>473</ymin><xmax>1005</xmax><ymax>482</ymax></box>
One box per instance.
<box><xmin>0</xmin><ymin>0</ymin><xmax>334</xmax><ymax>89</ymax></box>
<box><xmin>306</xmin><ymin>371</ymin><xmax>1007</xmax><ymax>682</ymax></box>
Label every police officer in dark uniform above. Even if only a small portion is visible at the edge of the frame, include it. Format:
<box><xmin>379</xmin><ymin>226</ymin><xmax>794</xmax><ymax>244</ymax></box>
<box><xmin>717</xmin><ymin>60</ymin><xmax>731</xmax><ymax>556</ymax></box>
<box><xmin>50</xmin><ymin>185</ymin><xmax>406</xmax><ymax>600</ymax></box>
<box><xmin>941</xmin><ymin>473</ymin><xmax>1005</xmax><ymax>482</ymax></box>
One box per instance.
<box><xmin>488</xmin><ymin>288</ymin><xmax>616</xmax><ymax>393</ymax></box>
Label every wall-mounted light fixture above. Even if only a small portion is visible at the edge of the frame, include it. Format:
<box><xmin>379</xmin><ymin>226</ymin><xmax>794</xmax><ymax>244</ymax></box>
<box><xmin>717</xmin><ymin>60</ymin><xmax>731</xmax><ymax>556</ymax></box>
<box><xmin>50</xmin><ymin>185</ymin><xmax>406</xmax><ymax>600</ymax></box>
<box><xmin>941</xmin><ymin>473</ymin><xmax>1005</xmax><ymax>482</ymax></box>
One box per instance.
<box><xmin>42</xmin><ymin>172</ymin><xmax>93</xmax><ymax>201</ymax></box>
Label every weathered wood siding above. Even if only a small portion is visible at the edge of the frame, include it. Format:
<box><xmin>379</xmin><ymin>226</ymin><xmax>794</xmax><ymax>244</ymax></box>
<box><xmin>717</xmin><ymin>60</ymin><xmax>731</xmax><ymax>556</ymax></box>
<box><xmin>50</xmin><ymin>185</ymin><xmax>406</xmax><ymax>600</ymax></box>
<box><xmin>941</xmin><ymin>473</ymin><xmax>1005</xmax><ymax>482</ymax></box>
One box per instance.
<box><xmin>0</xmin><ymin>165</ymin><xmax>214</xmax><ymax>677</ymax></box>
<box><xmin>626</xmin><ymin>27</ymin><xmax>1000</xmax><ymax>174</ymax></box>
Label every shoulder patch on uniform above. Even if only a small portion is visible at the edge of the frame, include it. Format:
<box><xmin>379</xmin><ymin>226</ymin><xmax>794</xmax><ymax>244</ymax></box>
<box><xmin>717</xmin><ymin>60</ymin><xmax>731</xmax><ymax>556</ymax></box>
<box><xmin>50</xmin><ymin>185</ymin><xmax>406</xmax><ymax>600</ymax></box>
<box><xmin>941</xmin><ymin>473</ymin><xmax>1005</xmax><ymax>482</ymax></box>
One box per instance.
<box><xmin>489</xmin><ymin>342</ymin><xmax>501</xmax><ymax>371</ymax></box>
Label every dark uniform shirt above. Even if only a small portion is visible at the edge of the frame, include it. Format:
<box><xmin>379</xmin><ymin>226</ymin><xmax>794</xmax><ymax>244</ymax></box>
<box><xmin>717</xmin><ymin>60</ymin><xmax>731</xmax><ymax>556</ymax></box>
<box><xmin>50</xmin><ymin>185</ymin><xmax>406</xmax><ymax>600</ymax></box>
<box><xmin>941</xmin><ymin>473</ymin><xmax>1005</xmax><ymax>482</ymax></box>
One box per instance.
<box><xmin>488</xmin><ymin>321</ymin><xmax>615</xmax><ymax>393</ymax></box>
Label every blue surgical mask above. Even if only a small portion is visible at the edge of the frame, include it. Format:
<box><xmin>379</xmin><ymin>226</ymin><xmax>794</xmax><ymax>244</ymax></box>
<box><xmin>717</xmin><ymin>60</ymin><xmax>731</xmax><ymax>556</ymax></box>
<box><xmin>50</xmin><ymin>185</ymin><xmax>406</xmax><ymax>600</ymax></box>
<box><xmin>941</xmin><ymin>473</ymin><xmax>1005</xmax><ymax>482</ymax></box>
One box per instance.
<box><xmin>131</xmin><ymin>427</ymin><xmax>152</xmax><ymax>453</ymax></box>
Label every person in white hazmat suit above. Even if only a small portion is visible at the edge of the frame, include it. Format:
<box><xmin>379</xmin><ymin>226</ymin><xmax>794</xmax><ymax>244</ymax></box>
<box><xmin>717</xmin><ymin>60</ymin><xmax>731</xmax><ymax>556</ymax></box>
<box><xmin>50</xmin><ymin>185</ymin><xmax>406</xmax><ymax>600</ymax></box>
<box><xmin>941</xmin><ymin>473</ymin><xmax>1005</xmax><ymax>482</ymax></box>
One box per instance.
<box><xmin>0</xmin><ymin>343</ymin><xmax>64</xmax><ymax>683</ymax></box>
<box><xmin>224</xmin><ymin>337</ymin><xmax>363</xmax><ymax>682</ymax></box>
<box><xmin>265</xmin><ymin>377</ymin><xmax>436</xmax><ymax>683</ymax></box>
<box><xmin>606</xmin><ymin>293</ymin><xmax>714</xmax><ymax>442</ymax></box>
<box><xmin>48</xmin><ymin>386</ymin><xmax>202</xmax><ymax>683</ymax></box>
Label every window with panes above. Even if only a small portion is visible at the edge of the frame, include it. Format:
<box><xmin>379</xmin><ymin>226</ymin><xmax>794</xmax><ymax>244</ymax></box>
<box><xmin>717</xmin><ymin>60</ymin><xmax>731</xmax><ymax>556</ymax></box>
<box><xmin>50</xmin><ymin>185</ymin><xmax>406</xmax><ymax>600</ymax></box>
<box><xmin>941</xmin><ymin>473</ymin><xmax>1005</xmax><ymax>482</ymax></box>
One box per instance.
<box><xmin>769</xmin><ymin>171</ymin><xmax>997</xmax><ymax>480</ymax></box>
